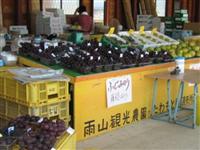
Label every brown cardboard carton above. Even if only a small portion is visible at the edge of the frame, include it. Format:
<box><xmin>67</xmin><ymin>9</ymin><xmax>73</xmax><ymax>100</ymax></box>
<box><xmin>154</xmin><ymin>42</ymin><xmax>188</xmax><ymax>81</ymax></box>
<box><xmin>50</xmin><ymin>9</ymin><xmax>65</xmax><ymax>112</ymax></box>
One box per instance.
<box><xmin>184</xmin><ymin>23</ymin><xmax>200</xmax><ymax>35</ymax></box>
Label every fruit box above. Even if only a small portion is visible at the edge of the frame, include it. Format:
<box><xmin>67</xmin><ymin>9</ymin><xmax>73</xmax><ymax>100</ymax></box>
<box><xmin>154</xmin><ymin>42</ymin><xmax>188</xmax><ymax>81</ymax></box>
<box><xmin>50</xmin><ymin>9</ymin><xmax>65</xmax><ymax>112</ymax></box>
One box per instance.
<box><xmin>0</xmin><ymin>136</ymin><xmax>17</xmax><ymax>150</ymax></box>
<box><xmin>103</xmin><ymin>64</ymin><xmax>113</xmax><ymax>72</ymax></box>
<box><xmin>40</xmin><ymin>57</ymin><xmax>57</xmax><ymax>66</ymax></box>
<box><xmin>102</xmin><ymin>34</ymin><xmax>128</xmax><ymax>49</ymax></box>
<box><xmin>118</xmin><ymin>31</ymin><xmax>142</xmax><ymax>46</ymax></box>
<box><xmin>172</xmin><ymin>30</ymin><xmax>193</xmax><ymax>40</ymax></box>
<box><xmin>112</xmin><ymin>63</ymin><xmax>122</xmax><ymax>70</ymax></box>
<box><xmin>0</xmin><ymin>118</ymin><xmax>76</xmax><ymax>150</ymax></box>
<box><xmin>92</xmin><ymin>65</ymin><xmax>104</xmax><ymax>73</ymax></box>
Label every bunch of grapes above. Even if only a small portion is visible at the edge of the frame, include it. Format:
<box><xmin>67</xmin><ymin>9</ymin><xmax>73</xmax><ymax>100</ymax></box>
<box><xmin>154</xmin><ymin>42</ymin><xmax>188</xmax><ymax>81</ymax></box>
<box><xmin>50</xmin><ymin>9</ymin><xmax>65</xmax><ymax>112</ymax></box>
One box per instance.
<box><xmin>8</xmin><ymin>115</ymin><xmax>66</xmax><ymax>150</ymax></box>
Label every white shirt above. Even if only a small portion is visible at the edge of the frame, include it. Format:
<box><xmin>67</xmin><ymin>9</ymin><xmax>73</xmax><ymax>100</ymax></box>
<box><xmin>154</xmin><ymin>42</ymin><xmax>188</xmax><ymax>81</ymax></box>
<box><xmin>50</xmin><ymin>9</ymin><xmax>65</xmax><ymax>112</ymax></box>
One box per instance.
<box><xmin>81</xmin><ymin>12</ymin><xmax>88</xmax><ymax>15</ymax></box>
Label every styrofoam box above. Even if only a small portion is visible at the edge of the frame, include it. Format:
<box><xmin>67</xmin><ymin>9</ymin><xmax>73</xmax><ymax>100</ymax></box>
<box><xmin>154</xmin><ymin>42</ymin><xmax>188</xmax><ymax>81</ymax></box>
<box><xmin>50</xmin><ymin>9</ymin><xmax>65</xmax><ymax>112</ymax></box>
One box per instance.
<box><xmin>119</xmin><ymin>31</ymin><xmax>179</xmax><ymax>50</ymax></box>
<box><xmin>137</xmin><ymin>15</ymin><xmax>153</xmax><ymax>21</ymax></box>
<box><xmin>38</xmin><ymin>11</ymin><xmax>54</xmax><ymax>17</ymax></box>
<box><xmin>43</xmin><ymin>17</ymin><xmax>62</xmax><ymax>24</ymax></box>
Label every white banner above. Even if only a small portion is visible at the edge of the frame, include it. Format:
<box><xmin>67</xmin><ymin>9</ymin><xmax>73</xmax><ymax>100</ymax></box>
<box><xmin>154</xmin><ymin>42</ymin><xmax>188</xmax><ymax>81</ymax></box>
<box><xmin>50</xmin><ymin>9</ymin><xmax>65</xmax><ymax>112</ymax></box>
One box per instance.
<box><xmin>106</xmin><ymin>75</ymin><xmax>132</xmax><ymax>108</ymax></box>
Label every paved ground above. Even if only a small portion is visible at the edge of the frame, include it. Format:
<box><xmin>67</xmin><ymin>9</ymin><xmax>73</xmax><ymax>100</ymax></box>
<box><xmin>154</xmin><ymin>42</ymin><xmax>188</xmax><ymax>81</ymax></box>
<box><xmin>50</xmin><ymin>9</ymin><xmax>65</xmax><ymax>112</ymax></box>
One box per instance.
<box><xmin>77</xmin><ymin>119</ymin><xmax>200</xmax><ymax>150</ymax></box>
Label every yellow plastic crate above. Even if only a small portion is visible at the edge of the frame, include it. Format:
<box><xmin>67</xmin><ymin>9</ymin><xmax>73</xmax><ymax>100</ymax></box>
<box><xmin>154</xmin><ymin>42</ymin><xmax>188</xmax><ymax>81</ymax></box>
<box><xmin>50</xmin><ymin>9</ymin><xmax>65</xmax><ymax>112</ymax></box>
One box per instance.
<box><xmin>0</xmin><ymin>71</ymin><xmax>70</xmax><ymax>107</ymax></box>
<box><xmin>0</xmin><ymin>115</ymin><xmax>9</xmax><ymax>129</ymax></box>
<box><xmin>0</xmin><ymin>98</ymin><xmax>70</xmax><ymax>126</ymax></box>
<box><xmin>55</xmin><ymin>132</ymin><xmax>76</xmax><ymax>150</ymax></box>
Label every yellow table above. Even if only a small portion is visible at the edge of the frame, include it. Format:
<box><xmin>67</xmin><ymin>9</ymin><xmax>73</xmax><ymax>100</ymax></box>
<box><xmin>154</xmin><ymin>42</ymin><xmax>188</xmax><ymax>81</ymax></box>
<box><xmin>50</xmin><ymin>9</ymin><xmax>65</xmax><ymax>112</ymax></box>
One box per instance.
<box><xmin>18</xmin><ymin>57</ymin><xmax>200</xmax><ymax>140</ymax></box>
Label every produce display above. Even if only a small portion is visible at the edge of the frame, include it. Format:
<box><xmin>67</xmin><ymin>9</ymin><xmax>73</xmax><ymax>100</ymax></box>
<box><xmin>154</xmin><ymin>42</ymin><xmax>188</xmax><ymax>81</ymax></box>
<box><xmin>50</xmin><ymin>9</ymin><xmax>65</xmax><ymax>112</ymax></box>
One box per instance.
<box><xmin>118</xmin><ymin>31</ymin><xmax>179</xmax><ymax>49</ymax></box>
<box><xmin>0</xmin><ymin>115</ymin><xmax>66</xmax><ymax>150</ymax></box>
<box><xmin>19</xmin><ymin>39</ymin><xmax>175</xmax><ymax>74</ymax></box>
<box><xmin>120</xmin><ymin>35</ymin><xmax>140</xmax><ymax>46</ymax></box>
<box><xmin>18</xmin><ymin>33</ymin><xmax>199</xmax><ymax>74</ymax></box>
<box><xmin>146</xmin><ymin>40</ymin><xmax>200</xmax><ymax>58</ymax></box>
<box><xmin>101</xmin><ymin>34</ymin><xmax>128</xmax><ymax>49</ymax></box>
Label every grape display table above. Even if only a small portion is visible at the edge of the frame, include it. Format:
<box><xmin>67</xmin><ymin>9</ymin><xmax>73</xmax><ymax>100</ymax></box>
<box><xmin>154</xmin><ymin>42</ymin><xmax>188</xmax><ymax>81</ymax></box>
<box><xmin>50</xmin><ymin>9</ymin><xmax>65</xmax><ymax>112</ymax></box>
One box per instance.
<box><xmin>147</xmin><ymin>69</ymin><xmax>200</xmax><ymax>128</ymax></box>
<box><xmin>18</xmin><ymin>56</ymin><xmax>200</xmax><ymax>140</ymax></box>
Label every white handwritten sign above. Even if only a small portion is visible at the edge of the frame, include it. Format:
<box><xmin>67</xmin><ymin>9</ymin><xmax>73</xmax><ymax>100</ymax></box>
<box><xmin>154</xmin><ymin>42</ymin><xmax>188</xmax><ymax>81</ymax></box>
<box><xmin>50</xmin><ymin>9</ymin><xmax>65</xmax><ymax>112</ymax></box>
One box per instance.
<box><xmin>190</xmin><ymin>63</ymin><xmax>200</xmax><ymax>70</ymax></box>
<box><xmin>106</xmin><ymin>75</ymin><xmax>132</xmax><ymax>108</ymax></box>
<box><xmin>189</xmin><ymin>63</ymin><xmax>200</xmax><ymax>86</ymax></box>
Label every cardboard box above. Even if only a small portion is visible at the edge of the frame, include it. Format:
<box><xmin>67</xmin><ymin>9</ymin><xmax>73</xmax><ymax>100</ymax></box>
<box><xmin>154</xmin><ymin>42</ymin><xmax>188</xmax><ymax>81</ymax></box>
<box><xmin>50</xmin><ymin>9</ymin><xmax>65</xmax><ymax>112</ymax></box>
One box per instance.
<box><xmin>184</xmin><ymin>23</ymin><xmax>200</xmax><ymax>35</ymax></box>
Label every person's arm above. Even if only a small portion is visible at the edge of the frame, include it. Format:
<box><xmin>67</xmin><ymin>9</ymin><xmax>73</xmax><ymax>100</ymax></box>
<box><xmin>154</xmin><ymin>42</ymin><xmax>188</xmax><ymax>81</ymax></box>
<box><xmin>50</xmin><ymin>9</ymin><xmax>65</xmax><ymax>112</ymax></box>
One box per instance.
<box><xmin>74</xmin><ymin>8</ymin><xmax>79</xmax><ymax>15</ymax></box>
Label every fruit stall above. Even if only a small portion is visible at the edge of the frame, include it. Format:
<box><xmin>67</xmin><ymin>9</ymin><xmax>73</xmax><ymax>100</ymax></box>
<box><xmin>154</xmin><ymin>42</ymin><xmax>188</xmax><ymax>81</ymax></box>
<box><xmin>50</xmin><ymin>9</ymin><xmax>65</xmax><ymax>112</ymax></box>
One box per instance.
<box><xmin>1</xmin><ymin>30</ymin><xmax>200</xmax><ymax>142</ymax></box>
<box><xmin>18</xmin><ymin>56</ymin><xmax>200</xmax><ymax>141</ymax></box>
<box><xmin>17</xmin><ymin>51</ymin><xmax>200</xmax><ymax>142</ymax></box>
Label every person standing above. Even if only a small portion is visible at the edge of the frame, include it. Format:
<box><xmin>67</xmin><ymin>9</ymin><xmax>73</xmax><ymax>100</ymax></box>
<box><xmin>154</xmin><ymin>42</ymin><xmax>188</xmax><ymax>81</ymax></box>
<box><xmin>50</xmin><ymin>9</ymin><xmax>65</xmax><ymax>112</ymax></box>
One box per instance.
<box><xmin>71</xmin><ymin>5</ymin><xmax>93</xmax><ymax>34</ymax></box>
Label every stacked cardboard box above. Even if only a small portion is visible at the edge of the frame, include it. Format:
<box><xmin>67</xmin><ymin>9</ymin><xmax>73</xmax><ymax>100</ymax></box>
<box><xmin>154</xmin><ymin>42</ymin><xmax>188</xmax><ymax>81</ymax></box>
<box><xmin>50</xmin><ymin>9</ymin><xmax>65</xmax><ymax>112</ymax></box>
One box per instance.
<box><xmin>136</xmin><ymin>15</ymin><xmax>161</xmax><ymax>30</ymax></box>
<box><xmin>164</xmin><ymin>17</ymin><xmax>174</xmax><ymax>36</ymax></box>
<box><xmin>165</xmin><ymin>9</ymin><xmax>189</xmax><ymax>37</ymax></box>
<box><xmin>36</xmin><ymin>9</ymin><xmax>65</xmax><ymax>35</ymax></box>
<box><xmin>174</xmin><ymin>9</ymin><xmax>188</xmax><ymax>30</ymax></box>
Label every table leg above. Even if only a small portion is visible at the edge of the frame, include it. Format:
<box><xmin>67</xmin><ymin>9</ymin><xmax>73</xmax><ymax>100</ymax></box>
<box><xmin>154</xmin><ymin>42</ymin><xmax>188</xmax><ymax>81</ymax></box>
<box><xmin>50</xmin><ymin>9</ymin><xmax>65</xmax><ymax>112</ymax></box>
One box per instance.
<box><xmin>197</xmin><ymin>85</ymin><xmax>200</xmax><ymax>126</ymax></box>
<box><xmin>193</xmin><ymin>83</ymin><xmax>198</xmax><ymax>128</ymax></box>
<box><xmin>152</xmin><ymin>79</ymin><xmax>158</xmax><ymax>116</ymax></box>
<box><xmin>167</xmin><ymin>80</ymin><xmax>172</xmax><ymax>121</ymax></box>
<box><xmin>174</xmin><ymin>81</ymin><xmax>184</xmax><ymax>120</ymax></box>
<box><xmin>180</xmin><ymin>81</ymin><xmax>185</xmax><ymax>107</ymax></box>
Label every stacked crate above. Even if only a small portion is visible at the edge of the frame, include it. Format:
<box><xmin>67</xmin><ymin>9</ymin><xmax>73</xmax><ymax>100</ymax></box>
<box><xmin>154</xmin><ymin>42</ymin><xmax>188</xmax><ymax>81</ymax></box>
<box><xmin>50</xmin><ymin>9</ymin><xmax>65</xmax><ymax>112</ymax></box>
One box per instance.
<box><xmin>137</xmin><ymin>15</ymin><xmax>161</xmax><ymax>31</ymax></box>
<box><xmin>36</xmin><ymin>9</ymin><xmax>65</xmax><ymax>35</ymax></box>
<box><xmin>165</xmin><ymin>9</ymin><xmax>190</xmax><ymax>39</ymax></box>
<box><xmin>174</xmin><ymin>9</ymin><xmax>188</xmax><ymax>30</ymax></box>
<box><xmin>164</xmin><ymin>17</ymin><xmax>174</xmax><ymax>37</ymax></box>
<box><xmin>0</xmin><ymin>70</ymin><xmax>70</xmax><ymax>128</ymax></box>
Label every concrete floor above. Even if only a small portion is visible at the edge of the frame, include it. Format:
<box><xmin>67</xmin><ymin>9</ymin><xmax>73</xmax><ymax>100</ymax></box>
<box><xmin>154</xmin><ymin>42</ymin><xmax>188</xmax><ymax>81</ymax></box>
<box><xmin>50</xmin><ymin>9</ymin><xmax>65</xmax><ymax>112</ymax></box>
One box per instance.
<box><xmin>77</xmin><ymin>119</ymin><xmax>200</xmax><ymax>150</ymax></box>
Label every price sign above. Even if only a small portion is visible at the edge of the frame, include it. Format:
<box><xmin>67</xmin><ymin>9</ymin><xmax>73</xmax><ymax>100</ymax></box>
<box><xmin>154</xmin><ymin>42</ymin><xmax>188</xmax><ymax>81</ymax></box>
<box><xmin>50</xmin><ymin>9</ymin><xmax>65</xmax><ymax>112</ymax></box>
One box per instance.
<box><xmin>108</xmin><ymin>27</ymin><xmax>115</xmax><ymax>36</ymax></box>
<box><xmin>128</xmin><ymin>29</ymin><xmax>134</xmax><ymax>35</ymax></box>
<box><xmin>106</xmin><ymin>75</ymin><xmax>132</xmax><ymax>108</ymax></box>
<box><xmin>152</xmin><ymin>28</ymin><xmax>157</xmax><ymax>34</ymax></box>
<box><xmin>139</xmin><ymin>26</ymin><xmax>145</xmax><ymax>34</ymax></box>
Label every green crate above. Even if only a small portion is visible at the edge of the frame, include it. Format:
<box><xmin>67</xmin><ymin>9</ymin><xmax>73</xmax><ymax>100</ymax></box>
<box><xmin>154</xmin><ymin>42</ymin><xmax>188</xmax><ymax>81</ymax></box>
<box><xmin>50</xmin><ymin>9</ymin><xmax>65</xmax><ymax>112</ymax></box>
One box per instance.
<box><xmin>174</xmin><ymin>13</ymin><xmax>188</xmax><ymax>18</ymax></box>
<box><xmin>101</xmin><ymin>36</ymin><xmax>128</xmax><ymax>49</ymax></box>
<box><xmin>165</xmin><ymin>31</ymin><xmax>172</xmax><ymax>37</ymax></box>
<box><xmin>165</xmin><ymin>28</ymin><xmax>173</xmax><ymax>32</ymax></box>
<box><xmin>174</xmin><ymin>9</ymin><xmax>188</xmax><ymax>14</ymax></box>
<box><xmin>165</xmin><ymin>24</ymin><xmax>175</xmax><ymax>29</ymax></box>
<box><xmin>165</xmin><ymin>20</ymin><xmax>175</xmax><ymax>25</ymax></box>
<box><xmin>175</xmin><ymin>17</ymin><xmax>188</xmax><ymax>22</ymax></box>
<box><xmin>165</xmin><ymin>17</ymin><xmax>174</xmax><ymax>21</ymax></box>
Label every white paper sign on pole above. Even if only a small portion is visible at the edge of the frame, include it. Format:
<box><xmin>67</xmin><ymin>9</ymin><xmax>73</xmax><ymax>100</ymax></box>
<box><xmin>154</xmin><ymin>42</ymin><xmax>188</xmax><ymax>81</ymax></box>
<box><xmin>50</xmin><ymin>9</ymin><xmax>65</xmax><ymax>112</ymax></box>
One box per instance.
<box><xmin>106</xmin><ymin>75</ymin><xmax>132</xmax><ymax>108</ymax></box>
